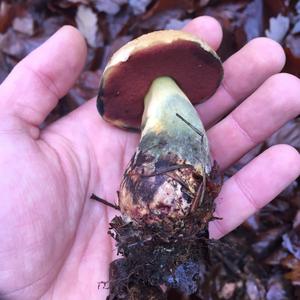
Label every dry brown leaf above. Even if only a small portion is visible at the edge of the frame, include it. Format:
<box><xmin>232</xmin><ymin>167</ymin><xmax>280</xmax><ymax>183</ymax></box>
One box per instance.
<box><xmin>13</xmin><ymin>16</ymin><xmax>35</xmax><ymax>36</ymax></box>
<box><xmin>129</xmin><ymin>0</ymin><xmax>152</xmax><ymax>15</ymax></box>
<box><xmin>93</xmin><ymin>0</ymin><xmax>127</xmax><ymax>15</ymax></box>
<box><xmin>143</xmin><ymin>0</ymin><xmax>194</xmax><ymax>19</ymax></box>
<box><xmin>265</xmin><ymin>14</ymin><xmax>290</xmax><ymax>43</ymax></box>
<box><xmin>165</xmin><ymin>18</ymin><xmax>191</xmax><ymax>30</ymax></box>
<box><xmin>75</xmin><ymin>5</ymin><xmax>98</xmax><ymax>47</ymax></box>
<box><xmin>0</xmin><ymin>2</ymin><xmax>14</xmax><ymax>33</ymax></box>
<box><xmin>68</xmin><ymin>0</ymin><xmax>90</xmax><ymax>4</ymax></box>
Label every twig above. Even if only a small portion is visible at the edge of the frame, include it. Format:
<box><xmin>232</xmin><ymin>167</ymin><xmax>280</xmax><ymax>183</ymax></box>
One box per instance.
<box><xmin>191</xmin><ymin>175</ymin><xmax>206</xmax><ymax>212</ymax></box>
<box><xmin>91</xmin><ymin>194</ymin><xmax>120</xmax><ymax>210</ymax></box>
<box><xmin>141</xmin><ymin>163</ymin><xmax>194</xmax><ymax>177</ymax></box>
<box><xmin>176</xmin><ymin>113</ymin><xmax>204</xmax><ymax>141</ymax></box>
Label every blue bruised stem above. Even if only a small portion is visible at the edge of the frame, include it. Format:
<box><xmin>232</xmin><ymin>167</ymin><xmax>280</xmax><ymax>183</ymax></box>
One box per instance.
<box><xmin>119</xmin><ymin>77</ymin><xmax>212</xmax><ymax>222</ymax></box>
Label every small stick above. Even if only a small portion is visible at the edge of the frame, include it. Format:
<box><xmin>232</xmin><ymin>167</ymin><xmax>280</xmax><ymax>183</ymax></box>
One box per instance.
<box><xmin>191</xmin><ymin>175</ymin><xmax>206</xmax><ymax>212</ymax></box>
<box><xmin>141</xmin><ymin>163</ymin><xmax>194</xmax><ymax>177</ymax></box>
<box><xmin>91</xmin><ymin>194</ymin><xmax>120</xmax><ymax>210</ymax></box>
<box><xmin>176</xmin><ymin>113</ymin><xmax>204</xmax><ymax>140</ymax></box>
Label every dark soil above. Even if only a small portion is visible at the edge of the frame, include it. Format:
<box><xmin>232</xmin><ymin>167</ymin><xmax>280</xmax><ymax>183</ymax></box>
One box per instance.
<box><xmin>105</xmin><ymin>167</ymin><xmax>267</xmax><ymax>299</ymax></box>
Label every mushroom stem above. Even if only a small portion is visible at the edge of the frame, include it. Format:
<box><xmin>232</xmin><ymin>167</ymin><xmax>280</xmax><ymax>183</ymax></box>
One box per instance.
<box><xmin>119</xmin><ymin>77</ymin><xmax>212</xmax><ymax>222</ymax></box>
<box><xmin>142</xmin><ymin>76</ymin><xmax>211</xmax><ymax>174</ymax></box>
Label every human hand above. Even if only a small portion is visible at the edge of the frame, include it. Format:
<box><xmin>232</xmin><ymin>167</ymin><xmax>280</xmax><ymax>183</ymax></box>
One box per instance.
<box><xmin>0</xmin><ymin>17</ymin><xmax>299</xmax><ymax>300</ymax></box>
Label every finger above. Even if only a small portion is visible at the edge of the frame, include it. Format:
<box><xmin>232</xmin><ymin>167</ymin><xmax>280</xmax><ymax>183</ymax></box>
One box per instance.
<box><xmin>198</xmin><ymin>38</ymin><xmax>286</xmax><ymax>127</ymax></box>
<box><xmin>209</xmin><ymin>145</ymin><xmax>300</xmax><ymax>239</ymax></box>
<box><xmin>183</xmin><ymin>16</ymin><xmax>223</xmax><ymax>50</ymax></box>
<box><xmin>0</xmin><ymin>26</ymin><xmax>87</xmax><ymax>127</ymax></box>
<box><xmin>208</xmin><ymin>73</ymin><xmax>300</xmax><ymax>170</ymax></box>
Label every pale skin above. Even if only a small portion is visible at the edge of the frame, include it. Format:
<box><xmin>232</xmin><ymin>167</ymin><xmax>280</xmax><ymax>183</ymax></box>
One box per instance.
<box><xmin>0</xmin><ymin>16</ymin><xmax>299</xmax><ymax>300</ymax></box>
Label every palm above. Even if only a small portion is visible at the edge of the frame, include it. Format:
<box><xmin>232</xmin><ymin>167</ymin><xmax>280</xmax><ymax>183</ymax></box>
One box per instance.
<box><xmin>0</xmin><ymin>113</ymin><xmax>138</xmax><ymax>299</ymax></box>
<box><xmin>0</xmin><ymin>19</ymin><xmax>299</xmax><ymax>300</ymax></box>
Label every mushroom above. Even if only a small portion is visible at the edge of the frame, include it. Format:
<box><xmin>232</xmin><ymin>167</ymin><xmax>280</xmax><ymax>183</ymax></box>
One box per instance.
<box><xmin>97</xmin><ymin>30</ymin><xmax>223</xmax><ymax>223</ymax></box>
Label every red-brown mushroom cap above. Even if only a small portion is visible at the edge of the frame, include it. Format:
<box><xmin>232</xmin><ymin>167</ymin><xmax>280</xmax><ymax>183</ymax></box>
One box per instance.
<box><xmin>97</xmin><ymin>30</ymin><xmax>223</xmax><ymax>130</ymax></box>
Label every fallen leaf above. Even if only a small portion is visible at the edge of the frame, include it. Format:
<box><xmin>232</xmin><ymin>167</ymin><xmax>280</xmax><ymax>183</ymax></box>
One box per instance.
<box><xmin>198</xmin><ymin>0</ymin><xmax>210</xmax><ymax>8</ymax></box>
<box><xmin>243</xmin><ymin>0</ymin><xmax>264</xmax><ymax>41</ymax></box>
<box><xmin>106</xmin><ymin>10</ymin><xmax>131</xmax><ymax>39</ymax></box>
<box><xmin>165</xmin><ymin>18</ymin><xmax>191</xmax><ymax>30</ymax></box>
<box><xmin>266</xmin><ymin>276</ymin><xmax>293</xmax><ymax>300</ymax></box>
<box><xmin>0</xmin><ymin>30</ymin><xmax>26</xmax><ymax>58</ymax></box>
<box><xmin>284</xmin><ymin>43</ymin><xmax>300</xmax><ymax>77</ymax></box>
<box><xmin>219</xmin><ymin>282</ymin><xmax>236</xmax><ymax>299</ymax></box>
<box><xmin>294</xmin><ymin>211</ymin><xmax>300</xmax><ymax>228</ymax></box>
<box><xmin>93</xmin><ymin>0</ymin><xmax>126</xmax><ymax>15</ymax></box>
<box><xmin>101</xmin><ymin>35</ymin><xmax>132</xmax><ymax>69</ymax></box>
<box><xmin>282</xmin><ymin>229</ymin><xmax>300</xmax><ymax>260</ymax></box>
<box><xmin>296</xmin><ymin>0</ymin><xmax>300</xmax><ymax>14</ymax></box>
<box><xmin>13</xmin><ymin>16</ymin><xmax>35</xmax><ymax>36</ymax></box>
<box><xmin>264</xmin><ymin>248</ymin><xmax>288</xmax><ymax>266</ymax></box>
<box><xmin>291</xmin><ymin>20</ymin><xmax>300</xmax><ymax>34</ymax></box>
<box><xmin>140</xmin><ymin>9</ymin><xmax>184</xmax><ymax>30</ymax></box>
<box><xmin>75</xmin><ymin>5</ymin><xmax>98</xmax><ymax>47</ymax></box>
<box><xmin>0</xmin><ymin>52</ymin><xmax>12</xmax><ymax>83</ymax></box>
<box><xmin>251</xmin><ymin>226</ymin><xmax>290</xmax><ymax>259</ymax></box>
<box><xmin>246</xmin><ymin>278</ymin><xmax>266</xmax><ymax>300</ymax></box>
<box><xmin>68</xmin><ymin>0</ymin><xmax>90</xmax><ymax>4</ymax></box>
<box><xmin>282</xmin><ymin>254</ymin><xmax>300</xmax><ymax>285</ymax></box>
<box><xmin>265</xmin><ymin>14</ymin><xmax>290</xmax><ymax>43</ymax></box>
<box><xmin>0</xmin><ymin>2</ymin><xmax>15</xmax><ymax>33</ymax></box>
<box><xmin>49</xmin><ymin>0</ymin><xmax>90</xmax><ymax>9</ymax></box>
<box><xmin>263</xmin><ymin>0</ymin><xmax>290</xmax><ymax>17</ymax></box>
<box><xmin>68</xmin><ymin>70</ymin><xmax>101</xmax><ymax>105</ymax></box>
<box><xmin>129</xmin><ymin>0</ymin><xmax>152</xmax><ymax>15</ymax></box>
<box><xmin>201</xmin><ymin>2</ymin><xmax>249</xmax><ymax>60</ymax></box>
<box><xmin>143</xmin><ymin>0</ymin><xmax>194</xmax><ymax>20</ymax></box>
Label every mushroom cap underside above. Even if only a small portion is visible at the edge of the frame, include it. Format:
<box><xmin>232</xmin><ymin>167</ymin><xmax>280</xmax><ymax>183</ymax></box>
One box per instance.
<box><xmin>97</xmin><ymin>30</ymin><xmax>223</xmax><ymax>130</ymax></box>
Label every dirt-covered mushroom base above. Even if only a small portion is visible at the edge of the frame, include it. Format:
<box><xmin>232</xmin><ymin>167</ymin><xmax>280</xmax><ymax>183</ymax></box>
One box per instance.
<box><xmin>103</xmin><ymin>171</ymin><xmax>268</xmax><ymax>300</ymax></box>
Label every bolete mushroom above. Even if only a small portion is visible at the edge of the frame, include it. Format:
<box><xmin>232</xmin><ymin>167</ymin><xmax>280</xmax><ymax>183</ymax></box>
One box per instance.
<box><xmin>96</xmin><ymin>30</ymin><xmax>270</xmax><ymax>300</ymax></box>
<box><xmin>96</xmin><ymin>30</ymin><xmax>226</xmax><ymax>299</ymax></box>
<box><xmin>97</xmin><ymin>30</ymin><xmax>223</xmax><ymax>223</ymax></box>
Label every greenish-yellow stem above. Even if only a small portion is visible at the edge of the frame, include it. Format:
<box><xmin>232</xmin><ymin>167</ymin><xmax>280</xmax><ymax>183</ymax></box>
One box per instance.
<box><xmin>140</xmin><ymin>76</ymin><xmax>211</xmax><ymax>176</ymax></box>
